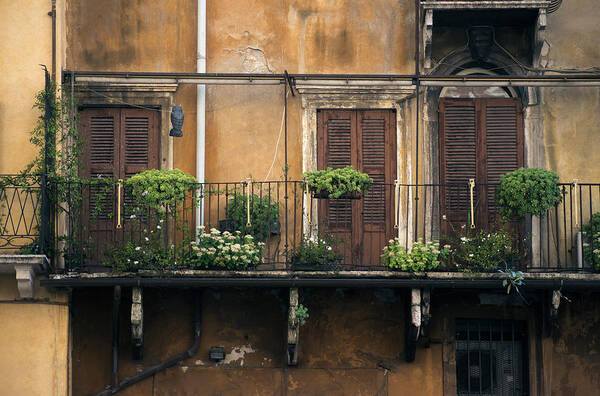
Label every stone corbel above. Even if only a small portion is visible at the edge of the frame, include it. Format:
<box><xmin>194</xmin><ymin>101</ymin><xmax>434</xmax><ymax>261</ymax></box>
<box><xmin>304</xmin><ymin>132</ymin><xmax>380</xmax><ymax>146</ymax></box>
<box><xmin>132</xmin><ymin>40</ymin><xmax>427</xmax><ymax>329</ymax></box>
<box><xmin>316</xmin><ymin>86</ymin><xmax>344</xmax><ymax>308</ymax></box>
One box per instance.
<box><xmin>287</xmin><ymin>287</ymin><xmax>299</xmax><ymax>365</ymax></box>
<box><xmin>405</xmin><ymin>288</ymin><xmax>421</xmax><ymax>362</ymax></box>
<box><xmin>131</xmin><ymin>286</ymin><xmax>144</xmax><ymax>360</ymax></box>
<box><xmin>423</xmin><ymin>9</ymin><xmax>434</xmax><ymax>72</ymax></box>
<box><xmin>0</xmin><ymin>255</ymin><xmax>49</xmax><ymax>299</ymax></box>
<box><xmin>534</xmin><ymin>8</ymin><xmax>547</xmax><ymax>67</ymax></box>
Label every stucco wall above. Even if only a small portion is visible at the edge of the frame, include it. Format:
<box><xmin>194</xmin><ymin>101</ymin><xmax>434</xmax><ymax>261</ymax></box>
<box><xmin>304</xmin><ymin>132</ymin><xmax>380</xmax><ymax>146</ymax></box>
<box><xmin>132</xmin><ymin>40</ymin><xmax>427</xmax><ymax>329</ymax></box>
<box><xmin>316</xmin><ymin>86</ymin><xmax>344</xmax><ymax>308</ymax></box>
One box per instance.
<box><xmin>0</xmin><ymin>1</ymin><xmax>53</xmax><ymax>173</ymax></box>
<box><xmin>66</xmin><ymin>0</ymin><xmax>198</xmax><ymax>176</ymax></box>
<box><xmin>0</xmin><ymin>274</ymin><xmax>69</xmax><ymax>396</ymax></box>
<box><xmin>72</xmin><ymin>287</ymin><xmax>446</xmax><ymax>396</ymax></box>
<box><xmin>543</xmin><ymin>0</ymin><xmax>600</xmax><ymax>182</ymax></box>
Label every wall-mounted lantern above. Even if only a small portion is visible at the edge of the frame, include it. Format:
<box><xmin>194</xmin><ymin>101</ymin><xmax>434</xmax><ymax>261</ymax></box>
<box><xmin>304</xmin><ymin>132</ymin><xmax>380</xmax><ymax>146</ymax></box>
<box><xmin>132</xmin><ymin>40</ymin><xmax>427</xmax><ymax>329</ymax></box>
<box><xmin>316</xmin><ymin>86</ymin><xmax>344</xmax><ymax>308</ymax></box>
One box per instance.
<box><xmin>209</xmin><ymin>346</ymin><xmax>225</xmax><ymax>362</ymax></box>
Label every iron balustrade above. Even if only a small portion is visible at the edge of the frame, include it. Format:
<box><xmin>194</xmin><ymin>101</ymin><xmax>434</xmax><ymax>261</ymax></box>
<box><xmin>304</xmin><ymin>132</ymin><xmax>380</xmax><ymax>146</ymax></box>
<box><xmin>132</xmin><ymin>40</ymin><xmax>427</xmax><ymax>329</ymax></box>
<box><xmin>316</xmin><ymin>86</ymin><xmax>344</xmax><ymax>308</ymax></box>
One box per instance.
<box><xmin>1</xmin><ymin>176</ymin><xmax>599</xmax><ymax>273</ymax></box>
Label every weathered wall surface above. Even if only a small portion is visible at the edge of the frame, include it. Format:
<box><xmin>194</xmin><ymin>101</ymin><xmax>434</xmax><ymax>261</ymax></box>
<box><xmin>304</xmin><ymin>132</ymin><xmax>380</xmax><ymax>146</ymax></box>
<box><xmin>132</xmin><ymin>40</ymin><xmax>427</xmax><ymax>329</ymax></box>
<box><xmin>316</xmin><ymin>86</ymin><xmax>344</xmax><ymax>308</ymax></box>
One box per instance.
<box><xmin>66</xmin><ymin>0</ymin><xmax>198</xmax><ymax>176</ymax></box>
<box><xmin>72</xmin><ymin>287</ymin><xmax>446</xmax><ymax>396</ymax></box>
<box><xmin>549</xmin><ymin>293</ymin><xmax>600</xmax><ymax>395</ymax></box>
<box><xmin>0</xmin><ymin>1</ymin><xmax>53</xmax><ymax>173</ymax></box>
<box><xmin>206</xmin><ymin>0</ymin><xmax>414</xmax><ymax>182</ymax></box>
<box><xmin>71</xmin><ymin>287</ymin><xmax>600</xmax><ymax>396</ymax></box>
<box><xmin>543</xmin><ymin>0</ymin><xmax>600</xmax><ymax>182</ymax></box>
<box><xmin>0</xmin><ymin>274</ymin><xmax>69</xmax><ymax>396</ymax></box>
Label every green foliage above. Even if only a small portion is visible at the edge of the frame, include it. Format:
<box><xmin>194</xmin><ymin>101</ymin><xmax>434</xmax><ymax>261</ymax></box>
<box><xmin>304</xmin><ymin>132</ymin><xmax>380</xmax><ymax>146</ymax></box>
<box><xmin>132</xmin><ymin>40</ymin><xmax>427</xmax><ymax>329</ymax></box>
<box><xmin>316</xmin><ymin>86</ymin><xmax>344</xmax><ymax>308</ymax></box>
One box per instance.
<box><xmin>290</xmin><ymin>233</ymin><xmax>343</xmax><ymax>269</ymax></box>
<box><xmin>189</xmin><ymin>226</ymin><xmax>264</xmax><ymax>270</ymax></box>
<box><xmin>499</xmin><ymin>269</ymin><xmax>525</xmax><ymax>296</ymax></box>
<box><xmin>294</xmin><ymin>304</ymin><xmax>309</xmax><ymax>326</ymax></box>
<box><xmin>382</xmin><ymin>238</ymin><xmax>450</xmax><ymax>271</ymax></box>
<box><xmin>226</xmin><ymin>191</ymin><xmax>279</xmax><ymax>242</ymax></box>
<box><xmin>448</xmin><ymin>228</ymin><xmax>521</xmax><ymax>272</ymax></box>
<box><xmin>303</xmin><ymin>166</ymin><xmax>373</xmax><ymax>198</ymax></box>
<box><xmin>496</xmin><ymin>167</ymin><xmax>562</xmax><ymax>220</ymax></box>
<box><xmin>125</xmin><ymin>169</ymin><xmax>197</xmax><ymax>213</ymax></box>
<box><xmin>582</xmin><ymin>212</ymin><xmax>600</xmax><ymax>270</ymax></box>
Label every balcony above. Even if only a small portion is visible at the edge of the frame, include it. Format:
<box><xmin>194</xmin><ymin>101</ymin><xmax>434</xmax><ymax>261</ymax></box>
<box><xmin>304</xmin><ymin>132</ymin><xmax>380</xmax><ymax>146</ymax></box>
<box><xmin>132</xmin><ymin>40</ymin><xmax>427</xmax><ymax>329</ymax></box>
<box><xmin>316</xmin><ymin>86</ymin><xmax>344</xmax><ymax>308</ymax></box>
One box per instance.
<box><xmin>2</xmin><ymin>176</ymin><xmax>599</xmax><ymax>277</ymax></box>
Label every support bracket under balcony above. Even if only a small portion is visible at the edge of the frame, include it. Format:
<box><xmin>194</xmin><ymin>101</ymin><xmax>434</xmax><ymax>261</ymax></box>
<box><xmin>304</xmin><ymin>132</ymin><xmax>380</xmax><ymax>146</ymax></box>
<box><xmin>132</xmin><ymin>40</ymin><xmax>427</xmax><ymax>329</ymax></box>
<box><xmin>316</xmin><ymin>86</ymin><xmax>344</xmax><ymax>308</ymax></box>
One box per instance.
<box><xmin>131</xmin><ymin>286</ymin><xmax>144</xmax><ymax>360</ymax></box>
<box><xmin>287</xmin><ymin>287</ymin><xmax>299</xmax><ymax>365</ymax></box>
<box><xmin>0</xmin><ymin>255</ymin><xmax>49</xmax><ymax>299</ymax></box>
<box><xmin>406</xmin><ymin>288</ymin><xmax>432</xmax><ymax>362</ymax></box>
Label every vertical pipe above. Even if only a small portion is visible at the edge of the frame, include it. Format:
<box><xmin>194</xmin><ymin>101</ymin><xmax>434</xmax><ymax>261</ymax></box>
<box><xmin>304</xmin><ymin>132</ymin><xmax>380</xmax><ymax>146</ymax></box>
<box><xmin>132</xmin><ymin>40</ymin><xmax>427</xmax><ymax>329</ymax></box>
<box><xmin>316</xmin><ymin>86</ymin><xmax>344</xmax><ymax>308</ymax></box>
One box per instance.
<box><xmin>112</xmin><ymin>285</ymin><xmax>122</xmax><ymax>387</ymax></box>
<box><xmin>196</xmin><ymin>0</ymin><xmax>207</xmax><ymax>230</ymax></box>
<box><xmin>50</xmin><ymin>0</ymin><xmax>56</xmax><ymax>81</ymax></box>
<box><xmin>414</xmin><ymin>0</ymin><xmax>420</xmax><ymax>242</ymax></box>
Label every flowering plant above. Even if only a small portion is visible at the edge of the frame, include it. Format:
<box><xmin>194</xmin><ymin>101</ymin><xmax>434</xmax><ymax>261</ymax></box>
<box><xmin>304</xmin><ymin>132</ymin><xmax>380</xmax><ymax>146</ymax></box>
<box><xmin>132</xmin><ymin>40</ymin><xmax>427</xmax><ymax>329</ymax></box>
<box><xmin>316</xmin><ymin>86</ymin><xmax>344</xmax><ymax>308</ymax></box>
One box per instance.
<box><xmin>382</xmin><ymin>238</ymin><xmax>450</xmax><ymax>271</ymax></box>
<box><xmin>290</xmin><ymin>233</ymin><xmax>343</xmax><ymax>269</ymax></box>
<box><xmin>190</xmin><ymin>226</ymin><xmax>264</xmax><ymax>270</ymax></box>
<box><xmin>448</xmin><ymin>228</ymin><xmax>521</xmax><ymax>272</ymax></box>
<box><xmin>582</xmin><ymin>212</ymin><xmax>600</xmax><ymax>270</ymax></box>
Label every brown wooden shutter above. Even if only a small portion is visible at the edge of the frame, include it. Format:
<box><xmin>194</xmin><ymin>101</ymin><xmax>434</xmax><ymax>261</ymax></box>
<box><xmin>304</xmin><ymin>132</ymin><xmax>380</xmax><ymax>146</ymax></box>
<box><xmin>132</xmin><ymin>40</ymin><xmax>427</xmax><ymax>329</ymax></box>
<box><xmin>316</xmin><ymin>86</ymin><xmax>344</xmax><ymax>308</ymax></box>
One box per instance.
<box><xmin>485</xmin><ymin>99</ymin><xmax>523</xmax><ymax>222</ymax></box>
<box><xmin>440</xmin><ymin>98</ymin><xmax>523</xmax><ymax>231</ymax></box>
<box><xmin>121</xmin><ymin>109</ymin><xmax>159</xmax><ymax>179</ymax></box>
<box><xmin>317</xmin><ymin>109</ymin><xmax>396</xmax><ymax>267</ymax></box>
<box><xmin>318</xmin><ymin>110</ymin><xmax>355</xmax><ymax>230</ymax></box>
<box><xmin>439</xmin><ymin>99</ymin><xmax>477</xmax><ymax>228</ymax></box>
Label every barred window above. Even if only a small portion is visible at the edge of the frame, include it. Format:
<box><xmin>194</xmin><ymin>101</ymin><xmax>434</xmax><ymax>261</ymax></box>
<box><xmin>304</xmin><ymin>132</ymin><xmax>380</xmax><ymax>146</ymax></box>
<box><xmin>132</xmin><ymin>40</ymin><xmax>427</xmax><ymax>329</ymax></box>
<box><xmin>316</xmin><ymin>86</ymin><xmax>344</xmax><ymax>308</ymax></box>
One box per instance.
<box><xmin>456</xmin><ymin>319</ymin><xmax>529</xmax><ymax>396</ymax></box>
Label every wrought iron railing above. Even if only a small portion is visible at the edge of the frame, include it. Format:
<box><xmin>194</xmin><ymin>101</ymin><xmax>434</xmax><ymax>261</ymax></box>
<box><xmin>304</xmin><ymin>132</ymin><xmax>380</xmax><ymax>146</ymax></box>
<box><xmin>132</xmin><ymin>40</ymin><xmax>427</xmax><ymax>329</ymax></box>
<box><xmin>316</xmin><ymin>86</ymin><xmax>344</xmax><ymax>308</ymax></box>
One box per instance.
<box><xmin>1</xmin><ymin>176</ymin><xmax>599</xmax><ymax>273</ymax></box>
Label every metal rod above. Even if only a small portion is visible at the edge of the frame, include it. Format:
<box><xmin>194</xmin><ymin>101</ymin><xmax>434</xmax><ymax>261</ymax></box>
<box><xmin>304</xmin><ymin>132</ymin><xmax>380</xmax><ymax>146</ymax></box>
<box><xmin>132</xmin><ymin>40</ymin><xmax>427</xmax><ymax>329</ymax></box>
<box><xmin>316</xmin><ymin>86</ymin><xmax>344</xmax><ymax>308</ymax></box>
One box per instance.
<box><xmin>284</xmin><ymin>80</ymin><xmax>289</xmax><ymax>262</ymax></box>
<box><xmin>112</xmin><ymin>286</ymin><xmax>121</xmax><ymax>387</ymax></box>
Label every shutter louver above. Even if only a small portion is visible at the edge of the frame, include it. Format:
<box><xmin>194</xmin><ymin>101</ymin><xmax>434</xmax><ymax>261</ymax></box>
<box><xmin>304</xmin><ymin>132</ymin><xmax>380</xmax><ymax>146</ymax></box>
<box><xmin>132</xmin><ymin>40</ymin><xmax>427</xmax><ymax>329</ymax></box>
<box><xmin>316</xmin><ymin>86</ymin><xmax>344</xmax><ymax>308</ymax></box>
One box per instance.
<box><xmin>90</xmin><ymin>117</ymin><xmax>115</xmax><ymax>166</ymax></box>
<box><xmin>360</xmin><ymin>115</ymin><xmax>387</xmax><ymax>225</ymax></box>
<box><xmin>326</xmin><ymin>118</ymin><xmax>352</xmax><ymax>169</ymax></box>
<box><xmin>125</xmin><ymin>117</ymin><xmax>149</xmax><ymax>166</ymax></box>
<box><xmin>442</xmin><ymin>104</ymin><xmax>476</xmax><ymax>214</ymax></box>
<box><xmin>486</xmin><ymin>104</ymin><xmax>519</xmax><ymax>215</ymax></box>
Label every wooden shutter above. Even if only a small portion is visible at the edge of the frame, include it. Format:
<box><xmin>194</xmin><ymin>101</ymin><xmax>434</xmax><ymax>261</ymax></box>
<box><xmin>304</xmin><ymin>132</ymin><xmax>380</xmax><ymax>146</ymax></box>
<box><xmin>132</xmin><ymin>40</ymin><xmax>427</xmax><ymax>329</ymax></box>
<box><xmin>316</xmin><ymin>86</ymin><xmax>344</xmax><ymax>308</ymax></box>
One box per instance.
<box><xmin>440</xmin><ymin>98</ymin><xmax>523</xmax><ymax>231</ymax></box>
<box><xmin>317</xmin><ymin>109</ymin><xmax>396</xmax><ymax>267</ymax></box>
<box><xmin>439</xmin><ymin>99</ymin><xmax>477</xmax><ymax>228</ymax></box>
<box><xmin>484</xmin><ymin>99</ymin><xmax>523</xmax><ymax>222</ymax></box>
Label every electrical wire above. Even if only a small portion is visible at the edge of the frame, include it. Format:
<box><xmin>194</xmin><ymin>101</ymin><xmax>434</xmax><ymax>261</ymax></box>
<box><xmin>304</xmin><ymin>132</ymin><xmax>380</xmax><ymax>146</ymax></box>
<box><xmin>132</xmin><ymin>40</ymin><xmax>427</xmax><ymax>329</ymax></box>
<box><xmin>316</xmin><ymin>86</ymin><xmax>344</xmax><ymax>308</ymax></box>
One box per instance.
<box><xmin>263</xmin><ymin>89</ymin><xmax>289</xmax><ymax>182</ymax></box>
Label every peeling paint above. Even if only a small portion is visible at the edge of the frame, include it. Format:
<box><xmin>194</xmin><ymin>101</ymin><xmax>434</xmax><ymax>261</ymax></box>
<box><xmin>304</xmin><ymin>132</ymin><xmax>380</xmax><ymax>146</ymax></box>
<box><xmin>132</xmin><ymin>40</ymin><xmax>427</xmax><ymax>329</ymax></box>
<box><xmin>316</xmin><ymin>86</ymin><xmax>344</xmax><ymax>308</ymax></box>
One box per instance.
<box><xmin>224</xmin><ymin>46</ymin><xmax>275</xmax><ymax>73</ymax></box>
<box><xmin>194</xmin><ymin>359</ymin><xmax>205</xmax><ymax>366</ymax></box>
<box><xmin>220</xmin><ymin>344</ymin><xmax>256</xmax><ymax>366</ymax></box>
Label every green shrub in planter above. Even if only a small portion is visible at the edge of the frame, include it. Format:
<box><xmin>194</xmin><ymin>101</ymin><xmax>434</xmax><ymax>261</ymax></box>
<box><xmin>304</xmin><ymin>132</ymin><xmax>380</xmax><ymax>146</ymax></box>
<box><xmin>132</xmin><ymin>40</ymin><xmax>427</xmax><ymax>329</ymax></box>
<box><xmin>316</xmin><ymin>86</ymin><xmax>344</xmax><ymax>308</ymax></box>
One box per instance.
<box><xmin>290</xmin><ymin>234</ymin><xmax>343</xmax><ymax>269</ymax></box>
<box><xmin>303</xmin><ymin>166</ymin><xmax>372</xmax><ymax>199</ymax></box>
<box><xmin>582</xmin><ymin>212</ymin><xmax>600</xmax><ymax>270</ymax></box>
<box><xmin>382</xmin><ymin>238</ymin><xmax>450</xmax><ymax>272</ymax></box>
<box><xmin>496</xmin><ymin>167</ymin><xmax>562</xmax><ymax>220</ymax></box>
<box><xmin>448</xmin><ymin>228</ymin><xmax>521</xmax><ymax>272</ymax></box>
<box><xmin>226</xmin><ymin>192</ymin><xmax>279</xmax><ymax>242</ymax></box>
<box><xmin>125</xmin><ymin>169</ymin><xmax>197</xmax><ymax>213</ymax></box>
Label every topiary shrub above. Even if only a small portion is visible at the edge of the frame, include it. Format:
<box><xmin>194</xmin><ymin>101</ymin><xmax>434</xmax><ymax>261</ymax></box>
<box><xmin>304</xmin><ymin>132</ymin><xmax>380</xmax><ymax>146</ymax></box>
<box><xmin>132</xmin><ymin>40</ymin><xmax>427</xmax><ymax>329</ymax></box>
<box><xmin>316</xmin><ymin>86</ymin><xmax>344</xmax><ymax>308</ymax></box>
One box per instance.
<box><xmin>303</xmin><ymin>166</ymin><xmax>372</xmax><ymax>199</ymax></box>
<box><xmin>496</xmin><ymin>167</ymin><xmax>562</xmax><ymax>220</ymax></box>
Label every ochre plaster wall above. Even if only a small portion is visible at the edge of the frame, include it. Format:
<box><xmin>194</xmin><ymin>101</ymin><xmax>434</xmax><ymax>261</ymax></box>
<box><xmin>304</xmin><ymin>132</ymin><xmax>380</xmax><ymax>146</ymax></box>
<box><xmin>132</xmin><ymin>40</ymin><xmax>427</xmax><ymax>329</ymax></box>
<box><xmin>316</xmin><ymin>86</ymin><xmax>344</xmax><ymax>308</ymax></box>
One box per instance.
<box><xmin>72</xmin><ymin>287</ymin><xmax>445</xmax><ymax>396</ymax></box>
<box><xmin>543</xmin><ymin>0</ymin><xmax>600</xmax><ymax>182</ymax></box>
<box><xmin>66</xmin><ymin>0</ymin><xmax>198</xmax><ymax>176</ymax></box>
<box><xmin>0</xmin><ymin>1</ymin><xmax>53</xmax><ymax>173</ymax></box>
<box><xmin>0</xmin><ymin>275</ymin><xmax>69</xmax><ymax>396</ymax></box>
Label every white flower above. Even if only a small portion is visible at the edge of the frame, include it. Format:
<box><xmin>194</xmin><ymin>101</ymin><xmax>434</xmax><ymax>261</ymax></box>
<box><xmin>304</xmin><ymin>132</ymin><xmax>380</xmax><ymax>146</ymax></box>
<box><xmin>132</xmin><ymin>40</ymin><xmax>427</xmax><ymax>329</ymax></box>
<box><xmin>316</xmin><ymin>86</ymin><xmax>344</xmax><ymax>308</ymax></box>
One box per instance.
<box><xmin>133</xmin><ymin>261</ymin><xmax>139</xmax><ymax>265</ymax></box>
<box><xmin>145</xmin><ymin>237</ymin><xmax>149</xmax><ymax>241</ymax></box>
<box><xmin>156</xmin><ymin>225</ymin><xmax>161</xmax><ymax>229</ymax></box>
<box><xmin>142</xmin><ymin>190</ymin><xmax>148</xmax><ymax>196</ymax></box>
<box><xmin>135</xmin><ymin>246</ymin><xmax>141</xmax><ymax>251</ymax></box>
<box><xmin>326</xmin><ymin>246</ymin><xmax>332</xmax><ymax>251</ymax></box>
<box><xmin>130</xmin><ymin>214</ymin><xmax>136</xmax><ymax>219</ymax></box>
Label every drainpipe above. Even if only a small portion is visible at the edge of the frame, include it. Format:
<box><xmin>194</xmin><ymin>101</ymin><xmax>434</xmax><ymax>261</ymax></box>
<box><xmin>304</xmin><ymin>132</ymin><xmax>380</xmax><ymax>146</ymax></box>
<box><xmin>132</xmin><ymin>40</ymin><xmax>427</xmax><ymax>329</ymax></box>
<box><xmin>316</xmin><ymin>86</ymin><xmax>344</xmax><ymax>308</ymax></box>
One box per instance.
<box><xmin>93</xmin><ymin>291</ymin><xmax>202</xmax><ymax>396</ymax></box>
<box><xmin>196</xmin><ymin>0</ymin><xmax>207</xmax><ymax>227</ymax></box>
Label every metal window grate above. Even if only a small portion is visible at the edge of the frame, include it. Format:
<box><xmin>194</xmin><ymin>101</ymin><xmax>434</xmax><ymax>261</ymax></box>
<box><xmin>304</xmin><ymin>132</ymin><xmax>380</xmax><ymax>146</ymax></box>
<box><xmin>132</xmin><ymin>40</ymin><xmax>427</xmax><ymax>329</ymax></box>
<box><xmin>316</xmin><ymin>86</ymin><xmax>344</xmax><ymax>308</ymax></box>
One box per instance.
<box><xmin>456</xmin><ymin>319</ymin><xmax>529</xmax><ymax>396</ymax></box>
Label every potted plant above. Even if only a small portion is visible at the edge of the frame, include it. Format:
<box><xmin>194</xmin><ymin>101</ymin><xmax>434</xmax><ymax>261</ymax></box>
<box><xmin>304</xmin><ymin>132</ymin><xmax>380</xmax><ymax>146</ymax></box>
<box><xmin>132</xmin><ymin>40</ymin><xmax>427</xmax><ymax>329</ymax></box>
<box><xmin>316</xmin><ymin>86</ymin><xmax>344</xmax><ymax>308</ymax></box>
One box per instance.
<box><xmin>225</xmin><ymin>192</ymin><xmax>280</xmax><ymax>242</ymax></box>
<box><xmin>496</xmin><ymin>167</ymin><xmax>563</xmax><ymax>220</ymax></box>
<box><xmin>582</xmin><ymin>212</ymin><xmax>600</xmax><ymax>271</ymax></box>
<box><xmin>303</xmin><ymin>166</ymin><xmax>372</xmax><ymax>199</ymax></box>
<box><xmin>289</xmin><ymin>233</ymin><xmax>343</xmax><ymax>270</ymax></box>
<box><xmin>382</xmin><ymin>238</ymin><xmax>450</xmax><ymax>272</ymax></box>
